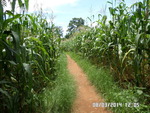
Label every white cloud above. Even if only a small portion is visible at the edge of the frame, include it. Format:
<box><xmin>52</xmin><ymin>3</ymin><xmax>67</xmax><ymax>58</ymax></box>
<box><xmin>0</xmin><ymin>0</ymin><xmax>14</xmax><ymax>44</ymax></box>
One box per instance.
<box><xmin>29</xmin><ymin>0</ymin><xmax>79</xmax><ymax>12</ymax></box>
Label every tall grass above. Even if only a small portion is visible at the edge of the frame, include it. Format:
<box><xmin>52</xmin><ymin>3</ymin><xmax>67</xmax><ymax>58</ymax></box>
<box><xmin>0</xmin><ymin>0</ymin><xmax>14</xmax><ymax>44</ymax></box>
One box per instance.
<box><xmin>40</xmin><ymin>54</ymin><xmax>76</xmax><ymax>113</ymax></box>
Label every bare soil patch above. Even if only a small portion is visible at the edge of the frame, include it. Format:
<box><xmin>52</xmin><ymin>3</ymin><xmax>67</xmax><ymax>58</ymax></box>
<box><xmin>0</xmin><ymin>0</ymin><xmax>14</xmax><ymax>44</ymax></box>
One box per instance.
<box><xmin>67</xmin><ymin>55</ymin><xmax>111</xmax><ymax>113</ymax></box>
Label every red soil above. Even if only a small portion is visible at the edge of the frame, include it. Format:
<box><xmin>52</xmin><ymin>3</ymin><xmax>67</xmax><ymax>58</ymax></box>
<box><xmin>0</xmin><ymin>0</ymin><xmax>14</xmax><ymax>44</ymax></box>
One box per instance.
<box><xmin>67</xmin><ymin>55</ymin><xmax>112</xmax><ymax>113</ymax></box>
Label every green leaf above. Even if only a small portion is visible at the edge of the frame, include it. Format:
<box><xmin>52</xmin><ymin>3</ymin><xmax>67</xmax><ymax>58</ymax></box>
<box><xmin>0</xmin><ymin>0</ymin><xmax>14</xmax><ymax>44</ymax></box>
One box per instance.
<box><xmin>87</xmin><ymin>17</ymin><xmax>92</xmax><ymax>22</ymax></box>
<box><xmin>9</xmin><ymin>61</ymin><xmax>17</xmax><ymax>65</ymax></box>
<box><xmin>18</xmin><ymin>0</ymin><xmax>23</xmax><ymax>8</ymax></box>
<box><xmin>135</xmin><ymin>33</ymin><xmax>144</xmax><ymax>46</ymax></box>
<box><xmin>0</xmin><ymin>0</ymin><xmax>3</xmax><ymax>28</ymax></box>
<box><xmin>5</xmin><ymin>10</ymin><xmax>14</xmax><ymax>16</ymax></box>
<box><xmin>23</xmin><ymin>63</ymin><xmax>32</xmax><ymax>75</ymax></box>
<box><xmin>0</xmin><ymin>80</ymin><xmax>10</xmax><ymax>84</ymax></box>
<box><xmin>24</xmin><ymin>0</ymin><xmax>29</xmax><ymax>10</ymax></box>
<box><xmin>27</xmin><ymin>15</ymin><xmax>37</xmax><ymax>30</ymax></box>
<box><xmin>12</xmin><ymin>24</ymin><xmax>21</xmax><ymax>41</ymax></box>
<box><xmin>3</xmin><ymin>14</ymin><xmax>21</xmax><ymax>29</ymax></box>
<box><xmin>109</xmin><ymin>7</ymin><xmax>114</xmax><ymax>16</ymax></box>
<box><xmin>121</xmin><ymin>48</ymin><xmax>135</xmax><ymax>66</ymax></box>
<box><xmin>107</xmin><ymin>1</ymin><xmax>112</xmax><ymax>5</ymax></box>
<box><xmin>137</xmin><ymin>90</ymin><xmax>143</xmax><ymax>95</ymax></box>
<box><xmin>12</xmin><ymin>31</ymin><xmax>20</xmax><ymax>50</ymax></box>
<box><xmin>35</xmin><ymin>61</ymin><xmax>50</xmax><ymax>81</ymax></box>
<box><xmin>12</xmin><ymin>0</ymin><xmax>17</xmax><ymax>13</ymax></box>
<box><xmin>11</xmin><ymin>76</ymin><xmax>17</xmax><ymax>83</ymax></box>
<box><xmin>1</xmin><ymin>39</ymin><xmax>17</xmax><ymax>58</ymax></box>
<box><xmin>0</xmin><ymin>88</ymin><xmax>11</xmax><ymax>99</ymax></box>
<box><xmin>102</xmin><ymin>15</ymin><xmax>107</xmax><ymax>24</ymax></box>
<box><xmin>23</xmin><ymin>63</ymin><xmax>33</xmax><ymax>88</ymax></box>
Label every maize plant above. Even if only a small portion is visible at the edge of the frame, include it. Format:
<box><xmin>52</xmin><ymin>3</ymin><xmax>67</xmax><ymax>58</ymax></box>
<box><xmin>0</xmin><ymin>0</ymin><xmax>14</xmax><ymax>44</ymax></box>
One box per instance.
<box><xmin>0</xmin><ymin>0</ymin><xmax>61</xmax><ymax>112</ymax></box>
<box><xmin>67</xmin><ymin>1</ymin><xmax>150</xmax><ymax>112</ymax></box>
<box><xmin>73</xmin><ymin>0</ymin><xmax>150</xmax><ymax>90</ymax></box>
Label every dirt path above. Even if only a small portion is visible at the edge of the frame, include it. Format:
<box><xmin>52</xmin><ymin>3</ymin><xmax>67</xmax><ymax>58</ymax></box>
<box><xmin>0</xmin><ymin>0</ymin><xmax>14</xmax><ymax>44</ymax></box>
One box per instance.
<box><xmin>67</xmin><ymin>55</ymin><xmax>111</xmax><ymax>113</ymax></box>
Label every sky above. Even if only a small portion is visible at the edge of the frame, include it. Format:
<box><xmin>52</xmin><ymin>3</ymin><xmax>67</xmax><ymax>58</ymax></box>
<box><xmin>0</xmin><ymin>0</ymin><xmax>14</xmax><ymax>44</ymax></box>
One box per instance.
<box><xmin>24</xmin><ymin>0</ymin><xmax>142</xmax><ymax>35</ymax></box>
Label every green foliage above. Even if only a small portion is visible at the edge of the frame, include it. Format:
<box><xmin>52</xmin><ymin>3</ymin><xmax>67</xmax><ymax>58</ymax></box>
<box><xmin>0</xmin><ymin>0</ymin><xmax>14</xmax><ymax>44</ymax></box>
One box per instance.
<box><xmin>67</xmin><ymin>17</ymin><xmax>84</xmax><ymax>32</ymax></box>
<box><xmin>66</xmin><ymin>17</ymin><xmax>85</xmax><ymax>38</ymax></box>
<box><xmin>0</xmin><ymin>1</ymin><xmax>61</xmax><ymax>113</ymax></box>
<box><xmin>69</xmin><ymin>52</ymin><xmax>150</xmax><ymax>113</ymax></box>
<box><xmin>40</xmin><ymin>54</ymin><xmax>76</xmax><ymax>113</ymax></box>
<box><xmin>60</xmin><ymin>38</ymin><xmax>75</xmax><ymax>52</ymax></box>
<box><xmin>72</xmin><ymin>0</ymin><xmax>150</xmax><ymax>87</ymax></box>
<box><xmin>64</xmin><ymin>0</ymin><xmax>150</xmax><ymax>112</ymax></box>
<box><xmin>54</xmin><ymin>26</ymin><xmax>63</xmax><ymax>38</ymax></box>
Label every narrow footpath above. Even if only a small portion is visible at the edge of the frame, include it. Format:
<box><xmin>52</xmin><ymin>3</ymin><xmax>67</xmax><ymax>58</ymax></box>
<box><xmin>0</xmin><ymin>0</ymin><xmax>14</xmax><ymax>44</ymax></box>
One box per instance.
<box><xmin>67</xmin><ymin>55</ymin><xmax>111</xmax><ymax>113</ymax></box>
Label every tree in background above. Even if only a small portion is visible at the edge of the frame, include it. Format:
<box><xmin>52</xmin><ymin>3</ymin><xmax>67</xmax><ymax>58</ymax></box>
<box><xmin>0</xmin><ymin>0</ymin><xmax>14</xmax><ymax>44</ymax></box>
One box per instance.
<box><xmin>54</xmin><ymin>26</ymin><xmax>63</xmax><ymax>38</ymax></box>
<box><xmin>65</xmin><ymin>17</ymin><xmax>85</xmax><ymax>38</ymax></box>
